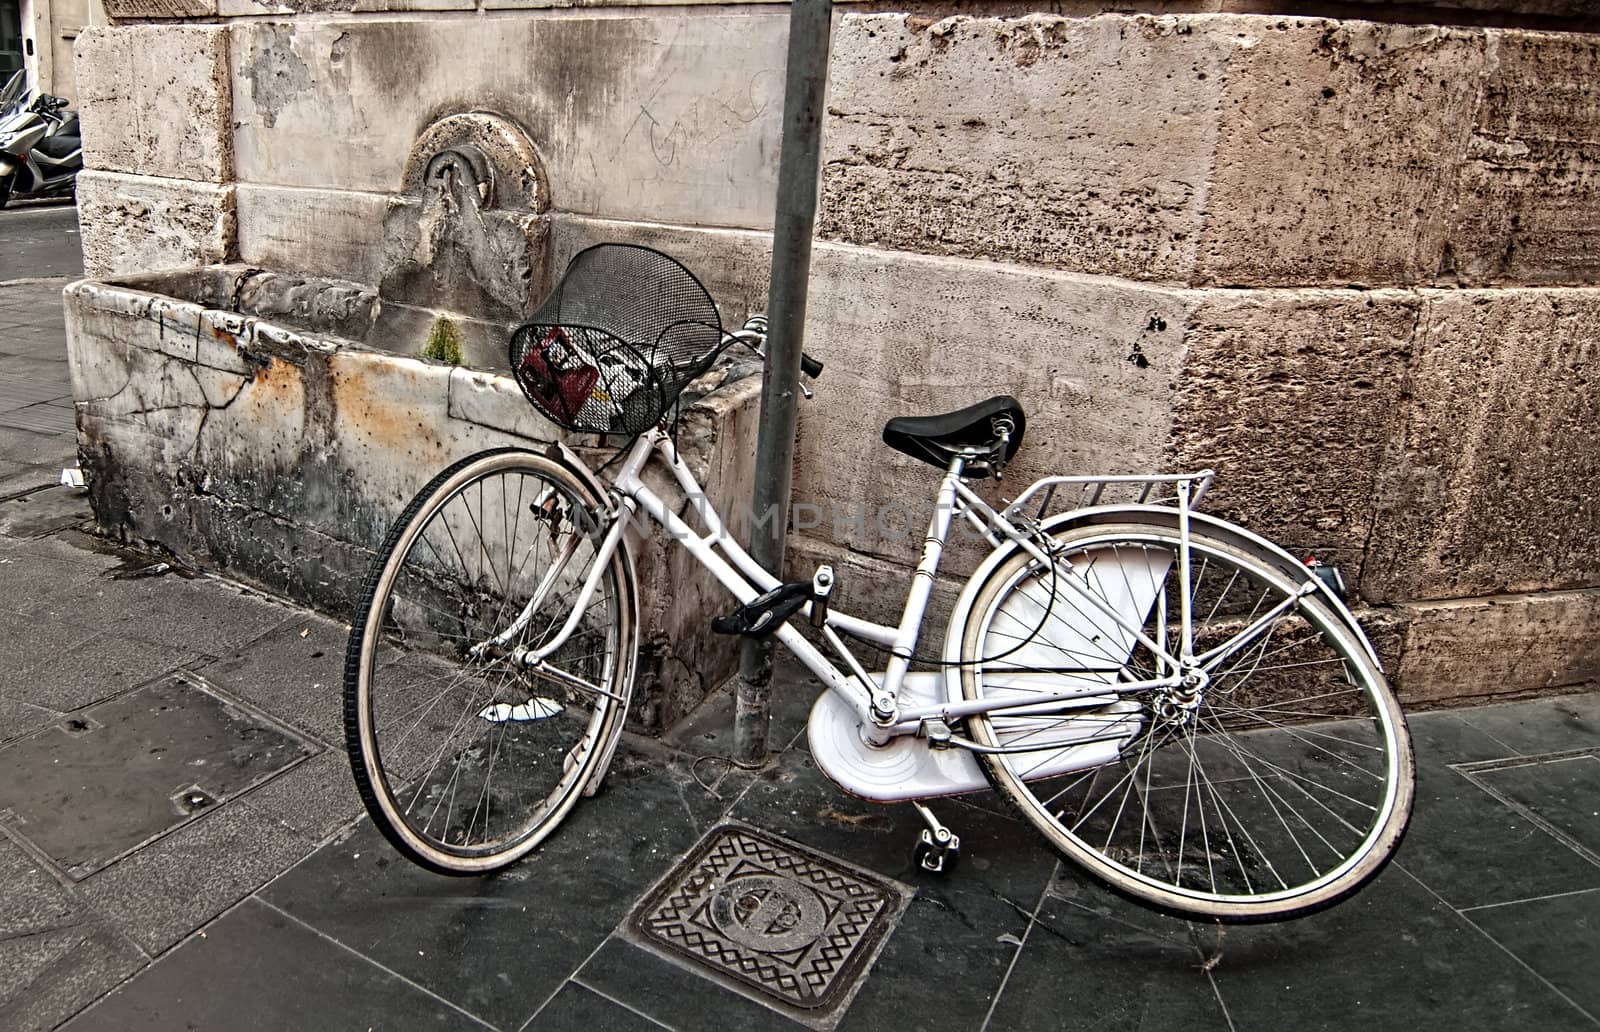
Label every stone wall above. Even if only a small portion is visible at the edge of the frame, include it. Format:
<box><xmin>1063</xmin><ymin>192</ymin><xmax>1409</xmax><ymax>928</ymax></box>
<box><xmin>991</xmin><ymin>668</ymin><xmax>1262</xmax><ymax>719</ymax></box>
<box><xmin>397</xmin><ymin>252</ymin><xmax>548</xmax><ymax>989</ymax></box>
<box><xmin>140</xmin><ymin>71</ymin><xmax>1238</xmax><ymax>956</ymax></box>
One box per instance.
<box><xmin>70</xmin><ymin>1</ymin><xmax>1600</xmax><ymax>712</ymax></box>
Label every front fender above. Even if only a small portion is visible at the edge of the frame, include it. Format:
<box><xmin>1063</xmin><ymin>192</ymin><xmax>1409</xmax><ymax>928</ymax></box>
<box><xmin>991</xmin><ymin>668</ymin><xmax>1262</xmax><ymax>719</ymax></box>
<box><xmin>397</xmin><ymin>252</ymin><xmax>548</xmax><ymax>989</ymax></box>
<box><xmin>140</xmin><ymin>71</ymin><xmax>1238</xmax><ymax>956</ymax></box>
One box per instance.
<box><xmin>0</xmin><ymin>157</ymin><xmax>18</xmax><ymax>175</ymax></box>
<box><xmin>542</xmin><ymin>439</ymin><xmax>641</xmax><ymax>798</ymax></box>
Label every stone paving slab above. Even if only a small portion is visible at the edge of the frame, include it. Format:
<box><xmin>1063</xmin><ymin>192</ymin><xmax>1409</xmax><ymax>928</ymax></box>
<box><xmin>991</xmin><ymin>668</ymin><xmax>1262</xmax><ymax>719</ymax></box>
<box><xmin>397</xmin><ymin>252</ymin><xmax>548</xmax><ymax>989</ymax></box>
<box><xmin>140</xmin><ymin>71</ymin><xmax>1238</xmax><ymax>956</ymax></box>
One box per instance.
<box><xmin>0</xmin><ymin>425</ymin><xmax>75</xmax><ymax>471</ymax></box>
<box><xmin>0</xmin><ymin>377</ymin><xmax>72</xmax><ymax>409</ymax></box>
<box><xmin>1465</xmin><ymin>888</ymin><xmax>1600</xmax><ymax>1019</ymax></box>
<box><xmin>73</xmin><ymin>795</ymin><xmax>328</xmax><ymax>957</ymax></box>
<box><xmin>58</xmin><ymin>898</ymin><xmax>492</xmax><ymax>1032</ymax></box>
<box><xmin>525</xmin><ymin>982</ymin><xmax>659</xmax><ymax>1032</ymax></box>
<box><xmin>1207</xmin><ymin>864</ymin><xmax>1597</xmax><ymax>1031</ymax></box>
<box><xmin>255</xmin><ymin>739</ymin><xmax>747</xmax><ymax>1032</ymax></box>
<box><xmin>1451</xmin><ymin>693</ymin><xmax>1600</xmax><ymax>756</ymax></box>
<box><xmin>22</xmin><ymin>569</ymin><xmax>295</xmax><ymax>657</ymax></box>
<box><xmin>0</xmin><ymin>206</ymin><xmax>83</xmax><ymax>282</ymax></box>
<box><xmin>191</xmin><ymin>615</ymin><xmax>352</xmax><ymax>748</ymax></box>
<box><xmin>0</xmin><ymin>675</ymin><xmax>315</xmax><ymax>880</ymax></box>
<box><xmin>1395</xmin><ymin>711</ymin><xmax>1600</xmax><ymax>910</ymax></box>
<box><xmin>0</xmin><ymin>838</ymin><xmax>147</xmax><ymax>1032</ymax></box>
<box><xmin>0</xmin><ymin>406</ymin><xmax>76</xmax><ymax>437</ymax></box>
<box><xmin>983</xmin><ymin>882</ymin><xmax>1230</xmax><ymax>1032</ymax></box>
<box><xmin>0</xmin><ymin>465</ymin><xmax>62</xmax><ymax>498</ymax></box>
<box><xmin>0</xmin><ymin>486</ymin><xmax>93</xmax><ymax>539</ymax></box>
<box><xmin>10</xmin><ymin>630</ymin><xmax>205</xmax><ymax>714</ymax></box>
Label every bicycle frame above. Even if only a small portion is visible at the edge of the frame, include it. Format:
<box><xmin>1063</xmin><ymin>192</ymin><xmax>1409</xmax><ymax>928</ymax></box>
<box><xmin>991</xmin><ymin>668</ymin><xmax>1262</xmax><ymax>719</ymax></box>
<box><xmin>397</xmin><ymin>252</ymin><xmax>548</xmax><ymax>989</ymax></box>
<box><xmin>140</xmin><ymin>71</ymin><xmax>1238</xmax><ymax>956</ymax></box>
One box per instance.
<box><xmin>508</xmin><ymin>427</ymin><xmax>1240</xmax><ymax>752</ymax></box>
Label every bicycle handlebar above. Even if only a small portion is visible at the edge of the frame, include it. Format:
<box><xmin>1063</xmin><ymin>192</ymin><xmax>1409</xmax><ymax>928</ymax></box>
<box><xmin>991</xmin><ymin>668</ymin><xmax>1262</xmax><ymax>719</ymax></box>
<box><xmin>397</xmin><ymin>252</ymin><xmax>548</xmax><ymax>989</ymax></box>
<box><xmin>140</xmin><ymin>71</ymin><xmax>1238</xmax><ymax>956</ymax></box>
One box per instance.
<box><xmin>725</xmin><ymin>320</ymin><xmax>823</xmax><ymax>380</ymax></box>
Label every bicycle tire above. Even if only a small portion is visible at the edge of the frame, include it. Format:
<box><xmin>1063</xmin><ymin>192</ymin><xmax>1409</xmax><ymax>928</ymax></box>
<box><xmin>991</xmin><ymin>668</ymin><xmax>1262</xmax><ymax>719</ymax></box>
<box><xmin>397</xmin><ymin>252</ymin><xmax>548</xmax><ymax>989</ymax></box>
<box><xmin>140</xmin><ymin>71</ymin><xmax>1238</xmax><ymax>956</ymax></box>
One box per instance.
<box><xmin>957</xmin><ymin>519</ymin><xmax>1413</xmax><ymax>922</ymax></box>
<box><xmin>344</xmin><ymin>448</ymin><xmax>637</xmax><ymax>875</ymax></box>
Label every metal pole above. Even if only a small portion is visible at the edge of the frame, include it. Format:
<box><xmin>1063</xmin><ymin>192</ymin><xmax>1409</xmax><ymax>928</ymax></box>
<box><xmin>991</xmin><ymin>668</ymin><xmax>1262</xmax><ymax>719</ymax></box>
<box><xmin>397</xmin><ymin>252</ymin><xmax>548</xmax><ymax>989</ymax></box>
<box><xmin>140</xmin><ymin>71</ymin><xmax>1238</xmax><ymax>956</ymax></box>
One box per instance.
<box><xmin>733</xmin><ymin>0</ymin><xmax>833</xmax><ymax>767</ymax></box>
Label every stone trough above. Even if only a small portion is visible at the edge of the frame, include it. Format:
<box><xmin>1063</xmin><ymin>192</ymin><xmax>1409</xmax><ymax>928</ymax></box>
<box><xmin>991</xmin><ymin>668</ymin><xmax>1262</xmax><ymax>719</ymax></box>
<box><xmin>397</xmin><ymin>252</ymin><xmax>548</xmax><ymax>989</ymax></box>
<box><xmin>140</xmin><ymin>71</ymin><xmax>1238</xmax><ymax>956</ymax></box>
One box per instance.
<box><xmin>62</xmin><ymin>265</ymin><xmax>762</xmax><ymax>734</ymax></box>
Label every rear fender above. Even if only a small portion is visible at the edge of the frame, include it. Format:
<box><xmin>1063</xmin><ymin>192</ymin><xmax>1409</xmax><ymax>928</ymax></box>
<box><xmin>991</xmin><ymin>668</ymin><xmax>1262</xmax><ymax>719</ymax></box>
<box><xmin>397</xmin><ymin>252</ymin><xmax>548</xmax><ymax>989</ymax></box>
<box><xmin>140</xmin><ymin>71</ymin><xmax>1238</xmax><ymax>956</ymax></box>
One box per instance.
<box><xmin>942</xmin><ymin>504</ymin><xmax>1385</xmax><ymax>705</ymax></box>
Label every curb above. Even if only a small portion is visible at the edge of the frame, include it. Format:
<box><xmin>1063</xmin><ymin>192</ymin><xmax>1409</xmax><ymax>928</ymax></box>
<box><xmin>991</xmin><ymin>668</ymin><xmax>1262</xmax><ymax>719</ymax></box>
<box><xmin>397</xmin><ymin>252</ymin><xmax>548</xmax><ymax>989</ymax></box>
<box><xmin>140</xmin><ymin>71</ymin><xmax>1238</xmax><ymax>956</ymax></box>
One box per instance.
<box><xmin>0</xmin><ymin>276</ymin><xmax>73</xmax><ymax>287</ymax></box>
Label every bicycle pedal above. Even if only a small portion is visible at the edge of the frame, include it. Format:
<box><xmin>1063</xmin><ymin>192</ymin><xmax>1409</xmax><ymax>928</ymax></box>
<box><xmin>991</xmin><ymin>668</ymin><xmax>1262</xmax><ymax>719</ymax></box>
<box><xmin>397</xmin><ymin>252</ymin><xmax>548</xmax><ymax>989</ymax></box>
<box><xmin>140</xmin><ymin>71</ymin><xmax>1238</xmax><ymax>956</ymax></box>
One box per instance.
<box><xmin>913</xmin><ymin>828</ymin><xmax>961</xmax><ymax>874</ymax></box>
<box><xmin>711</xmin><ymin>581</ymin><xmax>812</xmax><ymax>639</ymax></box>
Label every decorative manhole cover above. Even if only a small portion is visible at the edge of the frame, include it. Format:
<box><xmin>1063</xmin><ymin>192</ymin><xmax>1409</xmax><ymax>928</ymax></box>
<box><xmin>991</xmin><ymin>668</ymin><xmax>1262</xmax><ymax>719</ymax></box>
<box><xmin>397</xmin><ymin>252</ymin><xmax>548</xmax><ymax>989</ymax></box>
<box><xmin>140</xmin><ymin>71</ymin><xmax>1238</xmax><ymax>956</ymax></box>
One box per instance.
<box><xmin>628</xmin><ymin>822</ymin><xmax>910</xmax><ymax>1025</ymax></box>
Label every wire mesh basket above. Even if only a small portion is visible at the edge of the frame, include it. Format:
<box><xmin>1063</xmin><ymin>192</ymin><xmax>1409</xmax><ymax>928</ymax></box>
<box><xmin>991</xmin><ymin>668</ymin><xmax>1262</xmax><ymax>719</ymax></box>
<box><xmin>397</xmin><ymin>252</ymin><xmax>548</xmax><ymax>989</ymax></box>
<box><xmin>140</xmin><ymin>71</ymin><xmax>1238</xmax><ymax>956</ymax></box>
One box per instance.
<box><xmin>509</xmin><ymin>244</ymin><xmax>726</xmax><ymax>435</ymax></box>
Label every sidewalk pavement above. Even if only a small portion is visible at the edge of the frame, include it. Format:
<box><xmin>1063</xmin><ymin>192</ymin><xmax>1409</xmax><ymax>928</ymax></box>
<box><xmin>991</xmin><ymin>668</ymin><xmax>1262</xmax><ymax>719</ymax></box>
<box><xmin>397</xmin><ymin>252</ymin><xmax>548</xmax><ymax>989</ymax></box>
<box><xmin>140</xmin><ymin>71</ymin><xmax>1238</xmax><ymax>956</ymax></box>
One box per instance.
<box><xmin>0</xmin><ymin>204</ymin><xmax>83</xmax><ymax>283</ymax></box>
<box><xmin>0</xmin><ymin>278</ymin><xmax>78</xmax><ymax>492</ymax></box>
<box><xmin>2</xmin><ymin>276</ymin><xmax>1598</xmax><ymax>1032</ymax></box>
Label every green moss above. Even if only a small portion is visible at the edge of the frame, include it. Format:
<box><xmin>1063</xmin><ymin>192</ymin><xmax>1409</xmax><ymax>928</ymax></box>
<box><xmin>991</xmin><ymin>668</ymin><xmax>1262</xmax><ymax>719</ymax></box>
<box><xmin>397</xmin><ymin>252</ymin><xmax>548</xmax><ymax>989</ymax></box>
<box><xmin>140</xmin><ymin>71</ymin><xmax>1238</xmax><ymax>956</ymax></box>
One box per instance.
<box><xmin>420</xmin><ymin>315</ymin><xmax>464</xmax><ymax>365</ymax></box>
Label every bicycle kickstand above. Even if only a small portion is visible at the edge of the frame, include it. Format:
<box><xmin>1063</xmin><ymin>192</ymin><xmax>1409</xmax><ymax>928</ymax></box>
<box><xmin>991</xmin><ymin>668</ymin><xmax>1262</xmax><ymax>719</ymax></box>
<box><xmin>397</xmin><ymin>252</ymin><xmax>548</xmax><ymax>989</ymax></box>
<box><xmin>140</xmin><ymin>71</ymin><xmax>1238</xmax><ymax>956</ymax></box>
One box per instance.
<box><xmin>911</xmin><ymin>802</ymin><xmax>961</xmax><ymax>874</ymax></box>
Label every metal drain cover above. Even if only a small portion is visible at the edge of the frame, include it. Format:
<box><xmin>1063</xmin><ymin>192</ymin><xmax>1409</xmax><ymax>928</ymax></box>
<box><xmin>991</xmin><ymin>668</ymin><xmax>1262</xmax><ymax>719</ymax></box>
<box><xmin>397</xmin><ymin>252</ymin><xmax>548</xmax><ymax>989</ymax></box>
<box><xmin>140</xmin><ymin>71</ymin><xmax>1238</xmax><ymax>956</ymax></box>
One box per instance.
<box><xmin>629</xmin><ymin>822</ymin><xmax>910</xmax><ymax>1024</ymax></box>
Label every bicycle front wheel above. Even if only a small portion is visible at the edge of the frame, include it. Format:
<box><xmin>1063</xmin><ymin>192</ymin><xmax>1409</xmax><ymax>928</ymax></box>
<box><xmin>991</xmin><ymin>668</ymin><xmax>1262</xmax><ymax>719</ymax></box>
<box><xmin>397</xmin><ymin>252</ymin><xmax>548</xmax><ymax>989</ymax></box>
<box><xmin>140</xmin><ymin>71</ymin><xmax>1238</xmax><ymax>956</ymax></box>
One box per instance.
<box><xmin>959</xmin><ymin>520</ymin><xmax>1412</xmax><ymax>922</ymax></box>
<box><xmin>345</xmin><ymin>449</ymin><xmax>636</xmax><ymax>874</ymax></box>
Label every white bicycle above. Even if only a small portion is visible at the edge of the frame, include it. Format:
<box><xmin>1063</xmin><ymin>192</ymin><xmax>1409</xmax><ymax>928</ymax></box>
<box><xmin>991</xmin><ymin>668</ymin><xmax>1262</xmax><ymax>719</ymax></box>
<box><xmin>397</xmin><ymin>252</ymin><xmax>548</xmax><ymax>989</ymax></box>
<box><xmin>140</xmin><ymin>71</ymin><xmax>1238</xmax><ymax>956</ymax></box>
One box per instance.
<box><xmin>344</xmin><ymin>244</ymin><xmax>1414</xmax><ymax>923</ymax></box>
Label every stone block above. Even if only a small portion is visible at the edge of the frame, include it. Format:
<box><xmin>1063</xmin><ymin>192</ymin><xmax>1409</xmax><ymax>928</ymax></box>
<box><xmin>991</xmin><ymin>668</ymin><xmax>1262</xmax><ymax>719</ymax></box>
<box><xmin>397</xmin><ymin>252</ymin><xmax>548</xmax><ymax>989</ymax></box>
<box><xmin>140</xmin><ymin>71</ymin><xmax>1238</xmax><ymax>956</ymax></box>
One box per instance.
<box><xmin>102</xmin><ymin>0</ymin><xmax>215</xmax><ymax>17</ymax></box>
<box><xmin>353</xmin><ymin>0</ymin><xmax>471</xmax><ymax>11</ymax></box>
<box><xmin>791</xmin><ymin>244</ymin><xmax>1189</xmax><ymax>571</ymax></box>
<box><xmin>235</xmin><ymin>185</ymin><xmax>393</xmax><ymax>287</ymax></box>
<box><xmin>215</xmin><ymin>0</ymin><xmax>293</xmax><ymax>14</ymax></box>
<box><xmin>1445</xmin><ymin>29</ymin><xmax>1600</xmax><ymax>285</ymax></box>
<box><xmin>444</xmin><ymin>365</ymin><xmax>564</xmax><ymax>442</ymax></box>
<box><xmin>785</xmin><ymin>532</ymin><xmax>965</xmax><ymax>637</ymax></box>
<box><xmin>379</xmin><ymin>198</ymin><xmax>549</xmax><ymax>323</ymax></box>
<box><xmin>371</xmin><ymin>304</ymin><xmax>509</xmax><ymax>374</ymax></box>
<box><xmin>74</xmin><ymin>26</ymin><xmax>231</xmax><ymax>182</ymax></box>
<box><xmin>1363</xmin><ymin>289</ymin><xmax>1600</xmax><ymax>602</ymax></box>
<box><xmin>76</xmin><ymin>172</ymin><xmax>235</xmax><ymax>278</ymax></box>
<box><xmin>1168</xmin><ymin>289</ymin><xmax>1419</xmax><ymax>595</ymax></box>
<box><xmin>228</xmin><ymin>15</ymin><xmax>786</xmax><ymax>228</ymax></box>
<box><xmin>1196</xmin><ymin>19</ymin><xmax>1487</xmax><ymax>287</ymax></box>
<box><xmin>608</xmin><ymin>375</ymin><xmax>762</xmax><ymax>731</ymax></box>
<box><xmin>1395</xmin><ymin>590</ymin><xmax>1600</xmax><ymax>704</ymax></box>
<box><xmin>548</xmin><ymin>215</ymin><xmax>773</xmax><ymax>326</ymax></box>
<box><xmin>1339</xmin><ymin>0</ymin><xmax>1599</xmax><ymax>17</ymax></box>
<box><xmin>819</xmin><ymin>13</ymin><xmax>1231</xmax><ymax>281</ymax></box>
<box><xmin>483</xmin><ymin>0</ymin><xmax>780</xmax><ymax>7</ymax></box>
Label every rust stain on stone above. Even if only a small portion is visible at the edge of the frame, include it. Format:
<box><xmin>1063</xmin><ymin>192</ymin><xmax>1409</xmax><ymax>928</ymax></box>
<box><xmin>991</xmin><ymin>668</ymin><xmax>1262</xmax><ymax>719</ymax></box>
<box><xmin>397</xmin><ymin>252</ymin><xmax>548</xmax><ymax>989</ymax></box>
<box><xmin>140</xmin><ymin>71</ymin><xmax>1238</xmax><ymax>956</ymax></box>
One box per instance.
<box><xmin>251</xmin><ymin>355</ymin><xmax>300</xmax><ymax>394</ymax></box>
<box><xmin>331</xmin><ymin>362</ymin><xmax>432</xmax><ymax>452</ymax></box>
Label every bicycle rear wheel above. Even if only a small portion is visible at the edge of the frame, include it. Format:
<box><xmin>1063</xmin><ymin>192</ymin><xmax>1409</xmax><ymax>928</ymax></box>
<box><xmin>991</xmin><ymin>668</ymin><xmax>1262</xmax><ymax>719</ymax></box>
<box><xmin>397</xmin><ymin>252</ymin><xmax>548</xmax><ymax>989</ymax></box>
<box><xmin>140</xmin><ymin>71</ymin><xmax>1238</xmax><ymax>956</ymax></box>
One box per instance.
<box><xmin>959</xmin><ymin>519</ymin><xmax>1412</xmax><ymax>922</ymax></box>
<box><xmin>344</xmin><ymin>449</ymin><xmax>636</xmax><ymax>874</ymax></box>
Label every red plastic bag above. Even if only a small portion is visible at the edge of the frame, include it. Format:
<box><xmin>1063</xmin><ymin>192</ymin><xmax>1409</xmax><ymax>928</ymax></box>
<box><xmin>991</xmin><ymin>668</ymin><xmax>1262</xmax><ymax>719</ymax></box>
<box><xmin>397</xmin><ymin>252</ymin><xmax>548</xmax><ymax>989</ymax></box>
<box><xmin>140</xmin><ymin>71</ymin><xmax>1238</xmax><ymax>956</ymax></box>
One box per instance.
<box><xmin>520</xmin><ymin>327</ymin><xmax>599</xmax><ymax>425</ymax></box>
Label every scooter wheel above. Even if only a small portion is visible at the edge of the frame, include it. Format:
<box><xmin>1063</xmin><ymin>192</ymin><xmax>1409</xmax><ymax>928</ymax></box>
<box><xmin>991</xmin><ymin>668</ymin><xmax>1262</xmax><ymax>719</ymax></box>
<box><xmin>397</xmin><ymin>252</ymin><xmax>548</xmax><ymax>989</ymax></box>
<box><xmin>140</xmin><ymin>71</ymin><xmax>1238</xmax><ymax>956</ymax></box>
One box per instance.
<box><xmin>0</xmin><ymin>175</ymin><xmax>12</xmax><ymax>209</ymax></box>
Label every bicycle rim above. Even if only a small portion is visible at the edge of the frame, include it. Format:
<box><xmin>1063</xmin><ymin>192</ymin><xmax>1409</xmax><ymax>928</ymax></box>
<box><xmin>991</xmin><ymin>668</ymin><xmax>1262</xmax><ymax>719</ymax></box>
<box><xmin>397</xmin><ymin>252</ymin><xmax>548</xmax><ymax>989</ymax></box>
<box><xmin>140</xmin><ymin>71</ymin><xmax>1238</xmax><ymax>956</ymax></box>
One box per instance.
<box><xmin>345</xmin><ymin>450</ymin><xmax>634</xmax><ymax>874</ymax></box>
<box><xmin>961</xmin><ymin>521</ymin><xmax>1412</xmax><ymax>922</ymax></box>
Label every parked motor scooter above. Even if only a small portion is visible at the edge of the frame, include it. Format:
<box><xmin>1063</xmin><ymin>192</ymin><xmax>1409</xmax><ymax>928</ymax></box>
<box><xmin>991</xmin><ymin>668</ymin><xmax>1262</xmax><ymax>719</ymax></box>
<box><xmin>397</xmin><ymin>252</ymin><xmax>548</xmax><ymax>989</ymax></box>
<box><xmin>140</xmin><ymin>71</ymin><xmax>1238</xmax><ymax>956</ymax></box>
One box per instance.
<box><xmin>0</xmin><ymin>72</ymin><xmax>82</xmax><ymax>208</ymax></box>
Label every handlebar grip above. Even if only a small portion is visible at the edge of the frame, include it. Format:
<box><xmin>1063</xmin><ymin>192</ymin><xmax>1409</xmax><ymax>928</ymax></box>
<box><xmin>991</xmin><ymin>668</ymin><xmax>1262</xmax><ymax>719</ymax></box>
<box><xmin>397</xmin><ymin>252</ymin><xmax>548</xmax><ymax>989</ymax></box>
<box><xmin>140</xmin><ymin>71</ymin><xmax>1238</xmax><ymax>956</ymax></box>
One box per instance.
<box><xmin>800</xmin><ymin>353</ymin><xmax>824</xmax><ymax>379</ymax></box>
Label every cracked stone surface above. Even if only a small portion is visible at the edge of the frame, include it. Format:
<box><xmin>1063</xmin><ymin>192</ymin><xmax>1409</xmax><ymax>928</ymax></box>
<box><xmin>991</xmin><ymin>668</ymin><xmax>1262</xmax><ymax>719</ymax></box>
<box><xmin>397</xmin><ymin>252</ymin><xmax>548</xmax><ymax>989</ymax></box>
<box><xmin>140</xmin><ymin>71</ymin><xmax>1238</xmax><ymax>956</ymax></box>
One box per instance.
<box><xmin>62</xmin><ymin>268</ymin><xmax>759</xmax><ymax>733</ymax></box>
